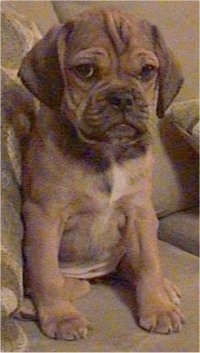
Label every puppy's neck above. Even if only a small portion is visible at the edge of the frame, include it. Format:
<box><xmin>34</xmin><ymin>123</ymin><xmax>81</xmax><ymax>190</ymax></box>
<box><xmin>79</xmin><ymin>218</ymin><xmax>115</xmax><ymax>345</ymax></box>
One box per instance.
<box><xmin>62</xmin><ymin>120</ymin><xmax>149</xmax><ymax>170</ymax></box>
<box><xmin>38</xmin><ymin>106</ymin><xmax>149</xmax><ymax>172</ymax></box>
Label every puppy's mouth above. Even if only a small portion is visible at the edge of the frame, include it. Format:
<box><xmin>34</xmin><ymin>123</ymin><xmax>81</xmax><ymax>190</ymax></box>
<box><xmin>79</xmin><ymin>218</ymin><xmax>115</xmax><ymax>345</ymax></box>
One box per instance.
<box><xmin>105</xmin><ymin>123</ymin><xmax>138</xmax><ymax>146</ymax></box>
<box><xmin>77</xmin><ymin>122</ymin><xmax>140</xmax><ymax>146</ymax></box>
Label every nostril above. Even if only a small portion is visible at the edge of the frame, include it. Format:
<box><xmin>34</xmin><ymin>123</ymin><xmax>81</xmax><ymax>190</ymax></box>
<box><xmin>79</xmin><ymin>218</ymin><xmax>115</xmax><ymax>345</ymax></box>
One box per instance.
<box><xmin>106</xmin><ymin>94</ymin><xmax>122</xmax><ymax>108</ymax></box>
<box><xmin>126</xmin><ymin>96</ymin><xmax>133</xmax><ymax>106</ymax></box>
<box><xmin>106</xmin><ymin>92</ymin><xmax>134</xmax><ymax>111</ymax></box>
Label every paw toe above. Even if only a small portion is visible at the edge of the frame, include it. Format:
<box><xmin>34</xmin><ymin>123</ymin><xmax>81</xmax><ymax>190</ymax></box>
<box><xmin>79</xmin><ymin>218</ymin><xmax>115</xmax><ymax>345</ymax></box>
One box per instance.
<box><xmin>139</xmin><ymin>307</ymin><xmax>185</xmax><ymax>334</ymax></box>
<box><xmin>164</xmin><ymin>278</ymin><xmax>181</xmax><ymax>306</ymax></box>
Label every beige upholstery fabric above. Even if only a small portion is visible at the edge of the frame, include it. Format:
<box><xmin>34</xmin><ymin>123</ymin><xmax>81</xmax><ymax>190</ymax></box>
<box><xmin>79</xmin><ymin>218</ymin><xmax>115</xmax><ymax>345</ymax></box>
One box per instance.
<box><xmin>159</xmin><ymin>207</ymin><xmax>199</xmax><ymax>256</ymax></box>
<box><xmin>1</xmin><ymin>8</ymin><xmax>41</xmax><ymax>352</ymax></box>
<box><xmin>168</xmin><ymin>100</ymin><xmax>199</xmax><ymax>153</ymax></box>
<box><xmin>151</xmin><ymin>112</ymin><xmax>199</xmax><ymax>217</ymax></box>
<box><xmin>1</xmin><ymin>83</ymin><xmax>27</xmax><ymax>353</ymax></box>
<box><xmin>1</xmin><ymin>0</ymin><xmax>58</xmax><ymax>34</ymax></box>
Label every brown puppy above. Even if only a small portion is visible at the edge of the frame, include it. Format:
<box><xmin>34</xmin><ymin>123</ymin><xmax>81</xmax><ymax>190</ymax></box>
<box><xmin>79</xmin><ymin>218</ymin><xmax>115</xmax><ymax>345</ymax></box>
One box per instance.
<box><xmin>19</xmin><ymin>8</ymin><xmax>184</xmax><ymax>340</ymax></box>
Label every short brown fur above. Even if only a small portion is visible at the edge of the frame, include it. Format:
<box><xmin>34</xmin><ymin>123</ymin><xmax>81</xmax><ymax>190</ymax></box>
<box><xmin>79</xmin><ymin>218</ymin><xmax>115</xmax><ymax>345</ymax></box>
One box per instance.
<box><xmin>19</xmin><ymin>8</ymin><xmax>184</xmax><ymax>340</ymax></box>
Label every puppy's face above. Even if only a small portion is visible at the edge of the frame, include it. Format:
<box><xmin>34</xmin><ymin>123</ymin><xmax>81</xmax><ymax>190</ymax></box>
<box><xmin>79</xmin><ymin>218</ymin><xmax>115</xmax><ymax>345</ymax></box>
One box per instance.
<box><xmin>59</xmin><ymin>10</ymin><xmax>159</xmax><ymax>146</ymax></box>
<box><xmin>19</xmin><ymin>8</ymin><xmax>183</xmax><ymax>147</ymax></box>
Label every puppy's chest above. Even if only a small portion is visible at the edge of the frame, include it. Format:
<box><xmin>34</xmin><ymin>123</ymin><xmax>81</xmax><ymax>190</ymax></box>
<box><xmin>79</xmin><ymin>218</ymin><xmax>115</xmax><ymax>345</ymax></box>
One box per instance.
<box><xmin>85</xmin><ymin>151</ymin><xmax>152</xmax><ymax>205</ymax></box>
<box><xmin>70</xmin><ymin>158</ymin><xmax>145</xmax><ymax>212</ymax></box>
<box><xmin>60</xmin><ymin>162</ymin><xmax>133</xmax><ymax>265</ymax></box>
<box><xmin>103</xmin><ymin>163</ymin><xmax>132</xmax><ymax>204</ymax></box>
<box><xmin>67</xmin><ymin>160</ymin><xmax>139</xmax><ymax>234</ymax></box>
<box><xmin>59</xmin><ymin>157</ymin><xmax>149</xmax><ymax>271</ymax></box>
<box><xmin>77</xmin><ymin>161</ymin><xmax>135</xmax><ymax>208</ymax></box>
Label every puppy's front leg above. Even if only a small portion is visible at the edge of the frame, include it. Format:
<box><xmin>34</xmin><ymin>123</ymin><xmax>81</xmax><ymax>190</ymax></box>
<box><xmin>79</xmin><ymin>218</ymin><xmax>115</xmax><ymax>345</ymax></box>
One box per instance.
<box><xmin>122</xmin><ymin>200</ymin><xmax>184</xmax><ymax>334</ymax></box>
<box><xmin>23</xmin><ymin>201</ymin><xmax>90</xmax><ymax>340</ymax></box>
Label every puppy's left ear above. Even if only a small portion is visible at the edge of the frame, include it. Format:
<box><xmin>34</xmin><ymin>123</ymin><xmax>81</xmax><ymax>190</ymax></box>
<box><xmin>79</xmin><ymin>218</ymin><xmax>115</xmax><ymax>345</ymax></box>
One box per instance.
<box><xmin>151</xmin><ymin>25</ymin><xmax>184</xmax><ymax>118</ymax></box>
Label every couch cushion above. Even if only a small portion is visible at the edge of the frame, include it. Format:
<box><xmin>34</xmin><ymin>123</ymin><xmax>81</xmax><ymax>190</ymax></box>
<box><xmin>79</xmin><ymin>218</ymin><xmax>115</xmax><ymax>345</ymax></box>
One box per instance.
<box><xmin>158</xmin><ymin>208</ymin><xmax>199</xmax><ymax>256</ymax></box>
<box><xmin>151</xmin><ymin>112</ymin><xmax>199</xmax><ymax>218</ymax></box>
<box><xmin>1</xmin><ymin>93</ymin><xmax>26</xmax><ymax>352</ymax></box>
<box><xmin>168</xmin><ymin>100</ymin><xmax>199</xmax><ymax>153</ymax></box>
<box><xmin>19</xmin><ymin>241</ymin><xmax>199</xmax><ymax>352</ymax></box>
<box><xmin>1</xmin><ymin>0</ymin><xmax>58</xmax><ymax>34</ymax></box>
<box><xmin>1</xmin><ymin>9</ymin><xmax>41</xmax><ymax>352</ymax></box>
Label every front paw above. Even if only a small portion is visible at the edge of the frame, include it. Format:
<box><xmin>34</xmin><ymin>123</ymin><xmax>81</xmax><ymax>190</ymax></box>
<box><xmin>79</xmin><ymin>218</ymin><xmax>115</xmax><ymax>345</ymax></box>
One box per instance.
<box><xmin>137</xmin><ymin>281</ymin><xmax>185</xmax><ymax>334</ymax></box>
<box><xmin>39</xmin><ymin>303</ymin><xmax>91</xmax><ymax>340</ymax></box>
<box><xmin>139</xmin><ymin>302</ymin><xmax>184</xmax><ymax>334</ymax></box>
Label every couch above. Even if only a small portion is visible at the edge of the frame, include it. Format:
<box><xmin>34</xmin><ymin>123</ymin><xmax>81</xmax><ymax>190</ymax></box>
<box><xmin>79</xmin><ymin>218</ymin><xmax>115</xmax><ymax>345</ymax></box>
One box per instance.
<box><xmin>1</xmin><ymin>2</ymin><xmax>199</xmax><ymax>352</ymax></box>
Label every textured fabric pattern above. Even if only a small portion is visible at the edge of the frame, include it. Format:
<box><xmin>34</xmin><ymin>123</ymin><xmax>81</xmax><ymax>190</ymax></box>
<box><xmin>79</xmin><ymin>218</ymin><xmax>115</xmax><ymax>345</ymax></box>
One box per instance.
<box><xmin>1</xmin><ymin>8</ymin><xmax>41</xmax><ymax>352</ymax></box>
<box><xmin>169</xmin><ymin>100</ymin><xmax>199</xmax><ymax>152</ymax></box>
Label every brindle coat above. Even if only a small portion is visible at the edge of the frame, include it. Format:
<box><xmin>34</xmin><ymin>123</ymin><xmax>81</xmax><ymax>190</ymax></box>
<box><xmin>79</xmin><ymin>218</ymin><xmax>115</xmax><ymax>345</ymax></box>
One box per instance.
<box><xmin>19</xmin><ymin>8</ymin><xmax>184</xmax><ymax>340</ymax></box>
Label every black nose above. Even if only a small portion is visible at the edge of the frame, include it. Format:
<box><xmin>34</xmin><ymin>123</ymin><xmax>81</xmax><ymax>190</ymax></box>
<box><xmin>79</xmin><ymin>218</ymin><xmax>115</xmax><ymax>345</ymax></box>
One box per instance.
<box><xmin>106</xmin><ymin>92</ymin><xmax>134</xmax><ymax>112</ymax></box>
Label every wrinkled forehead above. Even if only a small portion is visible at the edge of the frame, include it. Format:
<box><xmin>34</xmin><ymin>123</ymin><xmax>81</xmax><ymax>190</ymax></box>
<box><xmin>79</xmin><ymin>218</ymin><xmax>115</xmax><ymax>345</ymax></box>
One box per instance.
<box><xmin>66</xmin><ymin>8</ymin><xmax>154</xmax><ymax>56</ymax></box>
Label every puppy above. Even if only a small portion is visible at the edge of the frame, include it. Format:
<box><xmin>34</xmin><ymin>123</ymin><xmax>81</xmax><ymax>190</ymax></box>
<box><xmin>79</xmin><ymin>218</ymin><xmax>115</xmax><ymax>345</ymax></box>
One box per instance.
<box><xmin>19</xmin><ymin>8</ymin><xmax>184</xmax><ymax>340</ymax></box>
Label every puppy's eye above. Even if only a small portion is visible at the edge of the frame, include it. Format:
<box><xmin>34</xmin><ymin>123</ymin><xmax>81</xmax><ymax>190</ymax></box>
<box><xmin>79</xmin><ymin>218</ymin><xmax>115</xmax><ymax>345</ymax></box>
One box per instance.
<box><xmin>74</xmin><ymin>64</ymin><xmax>97</xmax><ymax>80</ymax></box>
<box><xmin>139</xmin><ymin>64</ymin><xmax>157</xmax><ymax>81</ymax></box>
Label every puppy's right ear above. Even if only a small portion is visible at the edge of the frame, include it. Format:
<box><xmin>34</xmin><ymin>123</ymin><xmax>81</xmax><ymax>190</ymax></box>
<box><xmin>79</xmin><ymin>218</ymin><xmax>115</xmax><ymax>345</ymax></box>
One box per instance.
<box><xmin>18</xmin><ymin>24</ymin><xmax>71</xmax><ymax>112</ymax></box>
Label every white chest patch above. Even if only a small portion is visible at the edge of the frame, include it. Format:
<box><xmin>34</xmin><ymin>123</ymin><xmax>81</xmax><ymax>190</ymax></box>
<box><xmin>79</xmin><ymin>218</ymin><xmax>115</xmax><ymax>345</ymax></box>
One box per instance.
<box><xmin>109</xmin><ymin>163</ymin><xmax>130</xmax><ymax>204</ymax></box>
